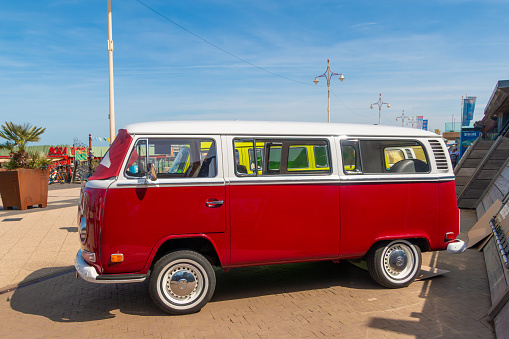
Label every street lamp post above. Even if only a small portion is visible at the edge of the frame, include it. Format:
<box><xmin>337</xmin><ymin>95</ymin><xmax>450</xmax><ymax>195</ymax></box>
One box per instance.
<box><xmin>314</xmin><ymin>59</ymin><xmax>344</xmax><ymax>123</ymax></box>
<box><xmin>408</xmin><ymin>116</ymin><xmax>417</xmax><ymax>128</ymax></box>
<box><xmin>370</xmin><ymin>93</ymin><xmax>390</xmax><ymax>125</ymax></box>
<box><xmin>107</xmin><ymin>0</ymin><xmax>116</xmax><ymax>144</ymax></box>
<box><xmin>396</xmin><ymin>110</ymin><xmax>410</xmax><ymax>127</ymax></box>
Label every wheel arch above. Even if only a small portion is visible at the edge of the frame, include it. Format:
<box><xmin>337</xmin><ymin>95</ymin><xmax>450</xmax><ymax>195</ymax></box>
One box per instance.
<box><xmin>365</xmin><ymin>237</ymin><xmax>431</xmax><ymax>258</ymax></box>
<box><xmin>145</xmin><ymin>235</ymin><xmax>223</xmax><ymax>271</ymax></box>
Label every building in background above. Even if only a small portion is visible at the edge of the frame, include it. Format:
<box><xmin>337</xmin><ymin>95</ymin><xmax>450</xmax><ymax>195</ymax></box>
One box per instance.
<box><xmin>476</xmin><ymin>80</ymin><xmax>509</xmax><ymax>139</ymax></box>
<box><xmin>0</xmin><ymin>145</ymin><xmax>109</xmax><ymax>168</ymax></box>
<box><xmin>442</xmin><ymin>121</ymin><xmax>461</xmax><ymax>147</ymax></box>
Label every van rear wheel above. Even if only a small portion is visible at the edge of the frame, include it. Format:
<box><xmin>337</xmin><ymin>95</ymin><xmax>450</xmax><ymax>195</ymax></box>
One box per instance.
<box><xmin>149</xmin><ymin>250</ymin><xmax>216</xmax><ymax>315</ymax></box>
<box><xmin>367</xmin><ymin>240</ymin><xmax>421</xmax><ymax>288</ymax></box>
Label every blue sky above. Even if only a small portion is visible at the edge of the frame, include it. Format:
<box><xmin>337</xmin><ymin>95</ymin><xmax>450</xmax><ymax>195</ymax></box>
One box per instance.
<box><xmin>1</xmin><ymin>0</ymin><xmax>508</xmax><ymax>146</ymax></box>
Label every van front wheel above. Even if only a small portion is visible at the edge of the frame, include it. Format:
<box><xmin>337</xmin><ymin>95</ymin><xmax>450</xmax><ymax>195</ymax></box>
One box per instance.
<box><xmin>367</xmin><ymin>240</ymin><xmax>421</xmax><ymax>288</ymax></box>
<box><xmin>149</xmin><ymin>250</ymin><xmax>216</xmax><ymax>314</ymax></box>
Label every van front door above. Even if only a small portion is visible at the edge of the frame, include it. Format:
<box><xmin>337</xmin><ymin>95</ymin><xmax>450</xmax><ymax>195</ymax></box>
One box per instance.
<box><xmin>101</xmin><ymin>136</ymin><xmax>226</xmax><ymax>274</ymax></box>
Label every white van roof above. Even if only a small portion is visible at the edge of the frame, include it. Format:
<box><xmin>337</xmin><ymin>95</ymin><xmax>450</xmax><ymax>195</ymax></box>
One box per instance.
<box><xmin>124</xmin><ymin>120</ymin><xmax>438</xmax><ymax>138</ymax></box>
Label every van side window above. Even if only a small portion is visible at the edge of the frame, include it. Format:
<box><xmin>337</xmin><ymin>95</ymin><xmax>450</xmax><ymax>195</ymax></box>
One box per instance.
<box><xmin>341</xmin><ymin>140</ymin><xmax>362</xmax><ymax>173</ymax></box>
<box><xmin>382</xmin><ymin>143</ymin><xmax>428</xmax><ymax>173</ymax></box>
<box><xmin>385</xmin><ymin>149</ymin><xmax>405</xmax><ymax>168</ymax></box>
<box><xmin>341</xmin><ymin>139</ymin><xmax>429</xmax><ymax>174</ymax></box>
<box><xmin>126</xmin><ymin>139</ymin><xmax>148</xmax><ymax>177</ymax></box>
<box><xmin>125</xmin><ymin>138</ymin><xmax>217</xmax><ymax>178</ymax></box>
<box><xmin>288</xmin><ymin>147</ymin><xmax>308</xmax><ymax>169</ymax></box>
<box><xmin>248</xmin><ymin>148</ymin><xmax>264</xmax><ymax>172</ymax></box>
<box><xmin>234</xmin><ymin>139</ymin><xmax>257</xmax><ymax>176</ymax></box>
<box><xmin>266</xmin><ymin>143</ymin><xmax>282</xmax><ymax>173</ymax></box>
<box><xmin>233</xmin><ymin>138</ymin><xmax>331</xmax><ymax>176</ymax></box>
<box><xmin>314</xmin><ymin>145</ymin><xmax>329</xmax><ymax>168</ymax></box>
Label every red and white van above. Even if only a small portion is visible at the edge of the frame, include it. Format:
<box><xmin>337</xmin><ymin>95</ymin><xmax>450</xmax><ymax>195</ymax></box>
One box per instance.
<box><xmin>75</xmin><ymin>121</ymin><xmax>465</xmax><ymax>314</ymax></box>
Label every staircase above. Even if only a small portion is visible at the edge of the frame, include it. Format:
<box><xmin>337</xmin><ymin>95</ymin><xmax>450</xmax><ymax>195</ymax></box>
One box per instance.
<box><xmin>456</xmin><ymin>137</ymin><xmax>509</xmax><ymax>208</ymax></box>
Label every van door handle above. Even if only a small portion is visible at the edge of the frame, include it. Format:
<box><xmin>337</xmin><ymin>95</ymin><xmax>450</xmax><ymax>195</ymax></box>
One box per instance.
<box><xmin>206</xmin><ymin>200</ymin><xmax>224</xmax><ymax>208</ymax></box>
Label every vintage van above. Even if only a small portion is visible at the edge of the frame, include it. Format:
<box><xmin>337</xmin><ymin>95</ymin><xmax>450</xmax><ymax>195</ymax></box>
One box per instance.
<box><xmin>75</xmin><ymin>121</ymin><xmax>465</xmax><ymax>315</ymax></box>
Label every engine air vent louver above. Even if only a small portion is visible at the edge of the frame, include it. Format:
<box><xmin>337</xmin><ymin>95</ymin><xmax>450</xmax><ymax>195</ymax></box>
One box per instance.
<box><xmin>429</xmin><ymin>140</ymin><xmax>449</xmax><ymax>170</ymax></box>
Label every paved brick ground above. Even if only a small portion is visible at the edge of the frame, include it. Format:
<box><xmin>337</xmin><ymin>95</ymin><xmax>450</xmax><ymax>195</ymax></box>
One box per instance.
<box><xmin>0</xmin><ymin>187</ymin><xmax>80</xmax><ymax>288</ymax></box>
<box><xmin>0</xmin><ymin>209</ymin><xmax>495</xmax><ymax>338</ymax></box>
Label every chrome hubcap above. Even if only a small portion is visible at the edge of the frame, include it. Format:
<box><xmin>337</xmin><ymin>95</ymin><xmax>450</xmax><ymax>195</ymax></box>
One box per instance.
<box><xmin>388</xmin><ymin>249</ymin><xmax>407</xmax><ymax>273</ymax></box>
<box><xmin>169</xmin><ymin>270</ymin><xmax>197</xmax><ymax>297</ymax></box>
<box><xmin>161</xmin><ymin>262</ymin><xmax>204</xmax><ymax>305</ymax></box>
<box><xmin>383</xmin><ymin>243</ymin><xmax>414</xmax><ymax>280</ymax></box>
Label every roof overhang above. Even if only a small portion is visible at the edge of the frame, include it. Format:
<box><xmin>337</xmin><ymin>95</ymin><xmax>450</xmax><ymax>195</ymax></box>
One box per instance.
<box><xmin>482</xmin><ymin>80</ymin><xmax>509</xmax><ymax>123</ymax></box>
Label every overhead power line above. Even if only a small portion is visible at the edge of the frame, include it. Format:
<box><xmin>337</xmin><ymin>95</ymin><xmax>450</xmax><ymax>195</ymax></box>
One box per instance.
<box><xmin>134</xmin><ymin>0</ymin><xmax>311</xmax><ymax>86</ymax></box>
<box><xmin>133</xmin><ymin>0</ymin><xmax>368</xmax><ymax>118</ymax></box>
<box><xmin>330</xmin><ymin>89</ymin><xmax>375</xmax><ymax>118</ymax></box>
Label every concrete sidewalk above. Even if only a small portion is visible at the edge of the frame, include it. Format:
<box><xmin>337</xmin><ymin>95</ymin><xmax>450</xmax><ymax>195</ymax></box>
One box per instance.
<box><xmin>0</xmin><ymin>186</ymin><xmax>80</xmax><ymax>290</ymax></box>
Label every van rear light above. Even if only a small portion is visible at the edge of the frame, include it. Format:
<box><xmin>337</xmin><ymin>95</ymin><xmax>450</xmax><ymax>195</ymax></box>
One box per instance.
<box><xmin>445</xmin><ymin>232</ymin><xmax>456</xmax><ymax>241</ymax></box>
<box><xmin>82</xmin><ymin>250</ymin><xmax>96</xmax><ymax>263</ymax></box>
<box><xmin>111</xmin><ymin>254</ymin><xmax>124</xmax><ymax>263</ymax></box>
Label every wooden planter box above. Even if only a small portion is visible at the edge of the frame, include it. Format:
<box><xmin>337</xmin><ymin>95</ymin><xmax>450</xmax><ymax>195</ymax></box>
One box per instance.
<box><xmin>0</xmin><ymin>168</ymin><xmax>49</xmax><ymax>210</ymax></box>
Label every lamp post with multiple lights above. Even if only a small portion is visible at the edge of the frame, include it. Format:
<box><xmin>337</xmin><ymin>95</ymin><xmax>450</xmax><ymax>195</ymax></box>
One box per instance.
<box><xmin>370</xmin><ymin>93</ymin><xmax>390</xmax><ymax>125</ymax></box>
<box><xmin>408</xmin><ymin>116</ymin><xmax>417</xmax><ymax>128</ymax></box>
<box><xmin>314</xmin><ymin>60</ymin><xmax>344</xmax><ymax>123</ymax></box>
<box><xmin>396</xmin><ymin>110</ymin><xmax>410</xmax><ymax>127</ymax></box>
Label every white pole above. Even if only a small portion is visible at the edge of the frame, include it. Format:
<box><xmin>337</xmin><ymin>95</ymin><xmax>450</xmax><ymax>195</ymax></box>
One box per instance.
<box><xmin>107</xmin><ymin>0</ymin><xmax>115</xmax><ymax>143</ymax></box>
<box><xmin>327</xmin><ymin>84</ymin><xmax>330</xmax><ymax>123</ymax></box>
<box><xmin>327</xmin><ymin>60</ymin><xmax>331</xmax><ymax>123</ymax></box>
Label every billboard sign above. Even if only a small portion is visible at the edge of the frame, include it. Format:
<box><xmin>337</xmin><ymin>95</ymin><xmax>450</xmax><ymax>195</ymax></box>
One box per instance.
<box><xmin>416</xmin><ymin>116</ymin><xmax>423</xmax><ymax>129</ymax></box>
<box><xmin>459</xmin><ymin>130</ymin><xmax>481</xmax><ymax>158</ymax></box>
<box><xmin>462</xmin><ymin>97</ymin><xmax>476</xmax><ymax>127</ymax></box>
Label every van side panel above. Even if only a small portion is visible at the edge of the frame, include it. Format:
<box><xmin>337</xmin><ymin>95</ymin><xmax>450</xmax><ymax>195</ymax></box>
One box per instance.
<box><xmin>339</xmin><ymin>181</ymin><xmax>440</xmax><ymax>258</ymax></box>
<box><xmin>100</xmin><ymin>185</ymin><xmax>226</xmax><ymax>274</ymax></box>
<box><xmin>439</xmin><ymin>180</ymin><xmax>460</xmax><ymax>249</ymax></box>
<box><xmin>229</xmin><ymin>183</ymin><xmax>340</xmax><ymax>266</ymax></box>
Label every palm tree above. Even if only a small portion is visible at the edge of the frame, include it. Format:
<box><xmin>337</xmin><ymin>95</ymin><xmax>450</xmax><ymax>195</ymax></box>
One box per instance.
<box><xmin>0</xmin><ymin>122</ymin><xmax>46</xmax><ymax>169</ymax></box>
<box><xmin>0</xmin><ymin>122</ymin><xmax>46</xmax><ymax>151</ymax></box>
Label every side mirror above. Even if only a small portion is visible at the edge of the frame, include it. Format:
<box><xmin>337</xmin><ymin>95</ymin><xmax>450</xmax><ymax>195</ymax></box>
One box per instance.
<box><xmin>146</xmin><ymin>163</ymin><xmax>157</xmax><ymax>182</ymax></box>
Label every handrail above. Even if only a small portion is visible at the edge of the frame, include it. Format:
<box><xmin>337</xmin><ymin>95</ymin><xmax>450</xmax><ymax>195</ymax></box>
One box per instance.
<box><xmin>489</xmin><ymin>219</ymin><xmax>509</xmax><ymax>269</ymax></box>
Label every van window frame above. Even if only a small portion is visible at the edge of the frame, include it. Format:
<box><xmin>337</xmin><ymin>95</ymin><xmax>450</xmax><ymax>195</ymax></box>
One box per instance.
<box><xmin>125</xmin><ymin>138</ymin><xmax>149</xmax><ymax>179</ymax></box>
<box><xmin>287</xmin><ymin>146</ymin><xmax>309</xmax><ymax>169</ymax></box>
<box><xmin>232</xmin><ymin>137</ymin><xmax>332</xmax><ymax>177</ymax></box>
<box><xmin>341</xmin><ymin>138</ymin><xmax>431</xmax><ymax>175</ymax></box>
<box><xmin>341</xmin><ymin>139</ymin><xmax>363</xmax><ymax>174</ymax></box>
<box><xmin>124</xmin><ymin>137</ymin><xmax>218</xmax><ymax>179</ymax></box>
<box><xmin>313</xmin><ymin>145</ymin><xmax>330</xmax><ymax>168</ymax></box>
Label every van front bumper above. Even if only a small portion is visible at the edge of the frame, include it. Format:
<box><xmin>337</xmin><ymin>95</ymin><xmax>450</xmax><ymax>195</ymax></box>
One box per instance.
<box><xmin>446</xmin><ymin>239</ymin><xmax>466</xmax><ymax>254</ymax></box>
<box><xmin>75</xmin><ymin>250</ymin><xmax>147</xmax><ymax>284</ymax></box>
